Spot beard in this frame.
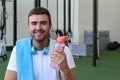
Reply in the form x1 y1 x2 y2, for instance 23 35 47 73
30 29 50 43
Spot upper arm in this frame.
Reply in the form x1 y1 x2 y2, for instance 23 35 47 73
4 70 17 80
4 47 17 80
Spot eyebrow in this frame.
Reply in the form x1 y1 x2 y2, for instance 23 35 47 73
30 20 47 23
30 20 48 25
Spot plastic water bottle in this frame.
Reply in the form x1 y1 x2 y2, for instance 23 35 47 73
50 33 67 69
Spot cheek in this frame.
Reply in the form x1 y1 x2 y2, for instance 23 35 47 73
48 25 51 31
43 26 51 31
47 27 51 33
28 25 34 30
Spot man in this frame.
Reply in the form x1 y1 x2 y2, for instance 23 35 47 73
4 7 76 80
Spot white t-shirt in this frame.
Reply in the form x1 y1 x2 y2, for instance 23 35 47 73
7 38 75 80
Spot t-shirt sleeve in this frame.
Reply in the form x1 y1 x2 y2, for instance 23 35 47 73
64 46 76 69
7 46 17 71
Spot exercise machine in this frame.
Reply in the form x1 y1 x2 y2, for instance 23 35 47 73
0 0 7 62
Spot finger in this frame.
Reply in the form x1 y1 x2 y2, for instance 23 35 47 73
54 55 62 64
54 46 64 52
51 51 60 62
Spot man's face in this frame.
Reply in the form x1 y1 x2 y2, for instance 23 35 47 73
28 14 51 43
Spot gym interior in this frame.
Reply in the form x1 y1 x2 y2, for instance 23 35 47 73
0 0 120 80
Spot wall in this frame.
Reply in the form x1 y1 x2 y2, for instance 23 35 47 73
98 0 120 42
1 0 120 46
78 0 93 43
78 0 120 43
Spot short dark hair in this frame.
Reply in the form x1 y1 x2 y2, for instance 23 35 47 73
28 7 52 24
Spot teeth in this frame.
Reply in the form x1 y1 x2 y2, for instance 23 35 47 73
36 30 44 33
35 31 44 35
36 32 41 34
36 31 41 33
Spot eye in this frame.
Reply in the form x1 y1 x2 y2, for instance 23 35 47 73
41 21 47 25
31 22 37 25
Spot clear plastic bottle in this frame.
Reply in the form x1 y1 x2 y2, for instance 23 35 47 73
50 33 67 69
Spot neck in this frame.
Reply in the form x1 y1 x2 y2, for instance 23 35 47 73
32 38 49 50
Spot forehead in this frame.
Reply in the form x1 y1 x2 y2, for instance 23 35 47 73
29 14 49 22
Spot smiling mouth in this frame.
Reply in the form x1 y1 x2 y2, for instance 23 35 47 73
35 29 45 33
34 30 45 36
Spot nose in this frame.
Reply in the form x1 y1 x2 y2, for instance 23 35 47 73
36 23 41 30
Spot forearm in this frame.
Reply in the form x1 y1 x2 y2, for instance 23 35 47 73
60 67 75 80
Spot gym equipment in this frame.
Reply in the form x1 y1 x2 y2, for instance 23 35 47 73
107 41 120 50
55 0 63 38
13 0 17 46
46 0 48 9
63 0 66 35
93 0 98 67
34 0 41 7
0 0 7 62
0 40 7 62
66 0 72 44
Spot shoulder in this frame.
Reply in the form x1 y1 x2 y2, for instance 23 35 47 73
16 37 32 43
16 37 32 45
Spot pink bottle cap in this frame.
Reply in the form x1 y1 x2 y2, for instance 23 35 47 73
56 33 67 43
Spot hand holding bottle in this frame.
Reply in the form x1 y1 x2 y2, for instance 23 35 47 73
50 33 67 69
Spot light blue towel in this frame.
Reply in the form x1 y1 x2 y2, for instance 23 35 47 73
16 38 34 80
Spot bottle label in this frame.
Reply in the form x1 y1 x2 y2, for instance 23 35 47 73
54 42 65 50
